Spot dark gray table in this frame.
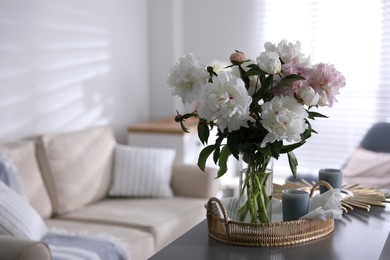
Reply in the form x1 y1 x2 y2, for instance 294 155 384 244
150 207 390 260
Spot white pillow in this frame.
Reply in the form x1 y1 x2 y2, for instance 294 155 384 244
109 144 176 198
343 147 390 188
0 182 48 240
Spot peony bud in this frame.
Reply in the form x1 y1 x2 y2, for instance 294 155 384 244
256 51 282 74
175 114 183 122
230 51 246 65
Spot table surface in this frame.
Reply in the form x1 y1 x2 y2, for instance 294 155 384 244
150 206 390 260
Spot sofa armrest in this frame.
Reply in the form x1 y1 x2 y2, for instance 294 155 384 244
0 235 51 260
171 163 221 198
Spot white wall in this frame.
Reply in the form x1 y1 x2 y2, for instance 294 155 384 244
148 0 260 119
0 0 261 143
148 0 183 120
0 0 149 143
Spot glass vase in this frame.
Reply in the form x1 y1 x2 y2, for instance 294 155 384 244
238 154 273 224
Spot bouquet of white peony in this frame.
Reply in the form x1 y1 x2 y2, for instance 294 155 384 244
166 40 346 223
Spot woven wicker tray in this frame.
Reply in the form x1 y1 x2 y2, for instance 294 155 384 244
206 181 335 247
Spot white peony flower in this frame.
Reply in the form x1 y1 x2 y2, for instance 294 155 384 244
264 40 311 67
210 60 229 74
166 53 209 104
298 86 320 106
198 71 253 132
260 95 308 147
256 51 282 74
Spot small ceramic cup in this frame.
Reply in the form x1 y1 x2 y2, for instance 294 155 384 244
282 189 310 221
318 168 343 194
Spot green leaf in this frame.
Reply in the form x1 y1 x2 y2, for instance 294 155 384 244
301 119 318 141
182 113 195 119
213 134 225 163
274 74 305 89
253 75 273 102
263 74 274 89
179 121 189 133
244 66 260 77
217 145 232 178
287 151 298 179
261 145 273 157
269 141 283 159
301 128 312 141
280 141 306 153
197 145 215 172
197 120 209 144
239 65 250 89
227 132 240 160
246 64 259 69
308 111 328 119
213 145 220 164
244 66 267 77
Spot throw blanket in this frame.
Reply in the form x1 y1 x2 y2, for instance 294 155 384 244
0 155 24 195
42 232 130 260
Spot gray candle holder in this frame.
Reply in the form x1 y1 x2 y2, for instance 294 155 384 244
318 169 342 194
282 189 309 221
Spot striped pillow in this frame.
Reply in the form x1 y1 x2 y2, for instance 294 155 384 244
109 145 176 198
0 182 47 240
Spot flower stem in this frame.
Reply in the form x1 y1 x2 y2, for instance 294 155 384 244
239 155 273 223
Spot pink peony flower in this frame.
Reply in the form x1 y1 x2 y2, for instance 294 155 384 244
310 63 346 107
273 63 312 97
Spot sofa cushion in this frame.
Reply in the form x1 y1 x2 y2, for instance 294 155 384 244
37 125 116 215
45 219 155 260
343 147 390 188
1 140 53 218
109 144 175 198
0 182 48 241
57 198 206 251
171 163 220 198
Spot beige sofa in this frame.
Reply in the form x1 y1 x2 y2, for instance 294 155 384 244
0 125 219 260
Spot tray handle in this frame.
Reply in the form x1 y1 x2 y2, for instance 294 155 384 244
310 180 333 197
207 197 229 222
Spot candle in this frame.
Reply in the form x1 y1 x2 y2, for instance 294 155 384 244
282 189 309 221
318 168 343 194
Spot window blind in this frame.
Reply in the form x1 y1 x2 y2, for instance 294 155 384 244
378 0 390 120
254 0 389 180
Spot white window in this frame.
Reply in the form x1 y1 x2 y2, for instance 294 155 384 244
254 0 390 181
